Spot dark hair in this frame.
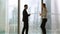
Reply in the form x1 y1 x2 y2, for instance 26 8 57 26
24 4 28 7
43 3 46 8
43 3 46 6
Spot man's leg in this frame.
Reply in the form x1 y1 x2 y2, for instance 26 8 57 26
22 26 25 34
26 21 29 34
22 22 26 34
26 25 28 34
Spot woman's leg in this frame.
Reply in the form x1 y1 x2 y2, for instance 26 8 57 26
41 18 47 34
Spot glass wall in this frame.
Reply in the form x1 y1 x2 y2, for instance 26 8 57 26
20 0 42 34
8 0 18 34
0 0 7 34
0 0 18 34
44 0 60 34
51 0 60 34
1 0 60 34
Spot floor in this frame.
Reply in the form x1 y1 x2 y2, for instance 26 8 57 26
20 19 60 34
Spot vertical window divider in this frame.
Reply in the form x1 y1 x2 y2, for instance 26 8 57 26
18 0 20 34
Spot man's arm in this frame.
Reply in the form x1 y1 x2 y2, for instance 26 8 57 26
28 14 30 16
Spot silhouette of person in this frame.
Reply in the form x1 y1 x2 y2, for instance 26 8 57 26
40 3 47 34
22 4 30 34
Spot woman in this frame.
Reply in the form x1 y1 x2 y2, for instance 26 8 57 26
40 3 47 34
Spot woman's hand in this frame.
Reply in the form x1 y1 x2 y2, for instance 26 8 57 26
40 13 42 16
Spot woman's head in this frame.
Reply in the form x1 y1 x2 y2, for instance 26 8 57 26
42 3 46 8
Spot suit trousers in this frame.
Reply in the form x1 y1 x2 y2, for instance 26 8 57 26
22 21 29 34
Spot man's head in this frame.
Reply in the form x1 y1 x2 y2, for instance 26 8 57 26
24 4 28 9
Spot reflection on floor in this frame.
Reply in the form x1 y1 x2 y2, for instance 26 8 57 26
29 24 51 34
0 31 5 34
29 25 42 34
20 20 60 34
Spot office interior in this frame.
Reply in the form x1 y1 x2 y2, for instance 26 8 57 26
0 0 60 34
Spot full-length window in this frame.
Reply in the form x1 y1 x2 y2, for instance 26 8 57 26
51 0 60 34
8 0 18 34
20 0 42 34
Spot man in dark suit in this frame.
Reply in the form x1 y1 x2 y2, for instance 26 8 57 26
22 4 30 34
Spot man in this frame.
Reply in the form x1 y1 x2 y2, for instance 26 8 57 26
22 4 30 34
40 3 47 34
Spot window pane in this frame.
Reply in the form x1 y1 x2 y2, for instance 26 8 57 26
8 0 18 34
20 0 41 34
0 0 18 34
0 0 6 34
51 0 60 34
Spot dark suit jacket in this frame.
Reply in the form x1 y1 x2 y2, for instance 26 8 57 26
23 9 30 22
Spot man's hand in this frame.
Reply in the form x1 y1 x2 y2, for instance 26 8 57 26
29 14 30 15
28 14 31 16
